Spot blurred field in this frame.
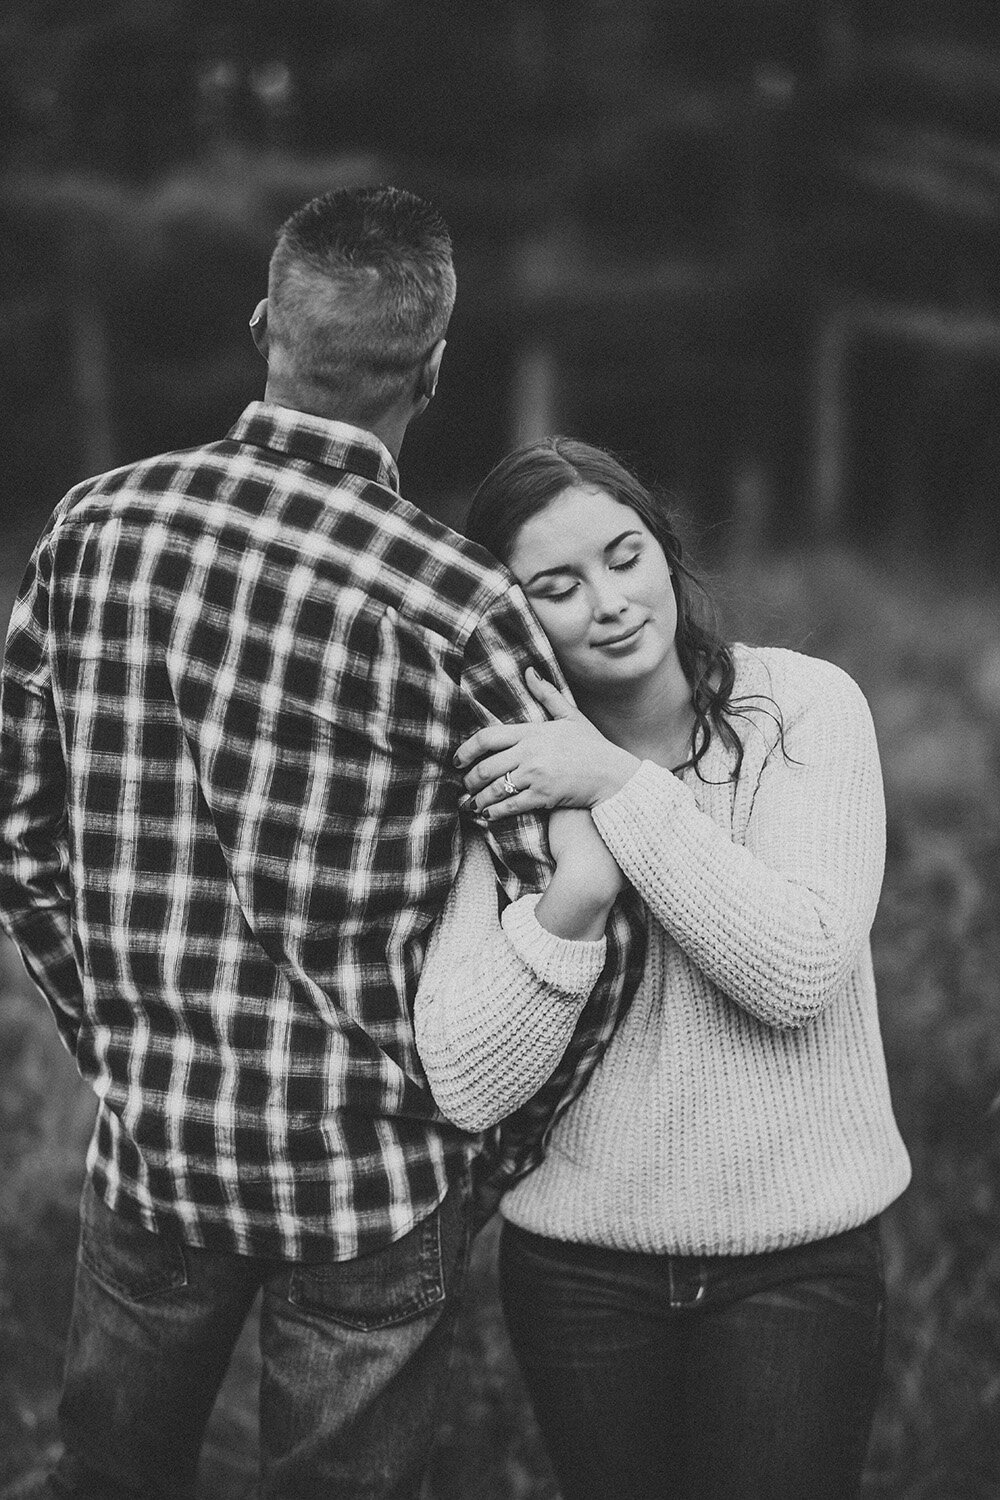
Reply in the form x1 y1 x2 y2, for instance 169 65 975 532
1 546 998 1498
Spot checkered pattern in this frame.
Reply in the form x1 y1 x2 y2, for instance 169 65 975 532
0 402 645 1260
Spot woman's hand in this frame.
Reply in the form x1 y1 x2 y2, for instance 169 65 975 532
457 668 639 819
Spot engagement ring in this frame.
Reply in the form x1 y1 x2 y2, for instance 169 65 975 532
502 772 517 797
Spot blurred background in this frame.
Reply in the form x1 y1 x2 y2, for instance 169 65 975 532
1 2 999 1496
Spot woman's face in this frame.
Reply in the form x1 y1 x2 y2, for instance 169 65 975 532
506 484 681 700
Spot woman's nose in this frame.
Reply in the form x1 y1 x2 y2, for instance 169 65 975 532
590 581 629 619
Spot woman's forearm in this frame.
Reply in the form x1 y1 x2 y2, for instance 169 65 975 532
414 837 607 1130
535 860 615 940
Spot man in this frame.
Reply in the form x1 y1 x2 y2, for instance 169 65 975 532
0 185 642 1498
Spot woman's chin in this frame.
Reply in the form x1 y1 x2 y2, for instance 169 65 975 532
568 641 685 704
572 656 659 698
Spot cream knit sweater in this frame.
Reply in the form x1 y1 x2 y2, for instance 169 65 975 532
414 646 911 1255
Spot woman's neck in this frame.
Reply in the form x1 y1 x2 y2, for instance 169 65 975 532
578 665 695 770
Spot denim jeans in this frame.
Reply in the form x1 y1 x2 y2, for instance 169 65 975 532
499 1217 886 1500
47 1173 472 1500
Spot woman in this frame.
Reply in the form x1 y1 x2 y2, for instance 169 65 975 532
414 438 910 1500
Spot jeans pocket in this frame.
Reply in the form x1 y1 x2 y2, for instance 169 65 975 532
289 1181 469 1332
79 1180 188 1301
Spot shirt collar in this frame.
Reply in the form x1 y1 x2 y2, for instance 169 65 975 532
228 401 400 495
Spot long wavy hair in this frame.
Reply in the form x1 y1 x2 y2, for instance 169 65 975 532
465 437 770 781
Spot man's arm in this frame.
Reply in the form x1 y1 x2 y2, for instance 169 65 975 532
0 544 83 1052
457 580 568 898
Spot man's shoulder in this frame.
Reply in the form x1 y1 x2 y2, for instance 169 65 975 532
340 486 530 652
371 490 516 610
52 437 239 525
48 437 519 643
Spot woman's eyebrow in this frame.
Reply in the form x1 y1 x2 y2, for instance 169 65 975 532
605 529 642 552
524 531 642 588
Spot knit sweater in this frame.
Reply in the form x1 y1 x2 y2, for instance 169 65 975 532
414 646 911 1255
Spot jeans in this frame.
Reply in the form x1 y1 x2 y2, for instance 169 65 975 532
499 1217 886 1500
47 1173 472 1500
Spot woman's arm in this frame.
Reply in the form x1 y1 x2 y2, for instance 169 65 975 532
414 827 611 1132
591 661 885 1028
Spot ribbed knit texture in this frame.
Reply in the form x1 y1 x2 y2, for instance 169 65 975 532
415 646 911 1254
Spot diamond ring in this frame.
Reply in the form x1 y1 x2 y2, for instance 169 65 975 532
502 772 517 797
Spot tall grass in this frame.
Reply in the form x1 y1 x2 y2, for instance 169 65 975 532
1 548 998 1497
730 551 1000 1499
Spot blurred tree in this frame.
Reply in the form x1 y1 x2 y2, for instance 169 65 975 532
1 0 999 552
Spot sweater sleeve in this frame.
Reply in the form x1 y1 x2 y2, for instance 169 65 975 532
414 832 607 1131
590 660 886 1028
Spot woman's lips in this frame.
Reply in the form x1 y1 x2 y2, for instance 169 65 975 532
593 622 645 649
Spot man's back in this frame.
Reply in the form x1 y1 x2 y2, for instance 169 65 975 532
2 401 554 1260
0 182 645 1500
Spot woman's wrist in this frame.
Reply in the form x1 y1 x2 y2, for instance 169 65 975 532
589 745 642 806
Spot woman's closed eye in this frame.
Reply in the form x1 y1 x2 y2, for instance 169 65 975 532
536 578 579 602
538 556 639 602
533 550 641 602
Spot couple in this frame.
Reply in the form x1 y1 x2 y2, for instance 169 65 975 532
0 185 909 1500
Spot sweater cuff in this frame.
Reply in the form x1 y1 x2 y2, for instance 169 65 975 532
501 894 607 999
592 757 691 845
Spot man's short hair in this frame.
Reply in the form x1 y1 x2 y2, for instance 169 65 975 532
267 184 456 424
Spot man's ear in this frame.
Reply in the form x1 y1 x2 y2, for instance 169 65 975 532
417 339 447 402
249 298 269 359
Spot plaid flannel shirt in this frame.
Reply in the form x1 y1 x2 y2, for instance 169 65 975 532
0 402 645 1261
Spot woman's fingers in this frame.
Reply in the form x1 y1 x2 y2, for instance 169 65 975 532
455 674 573 770
475 787 546 822
525 666 576 719
454 723 521 769
462 753 522 800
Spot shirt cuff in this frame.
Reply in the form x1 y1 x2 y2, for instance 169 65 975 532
501 894 607 999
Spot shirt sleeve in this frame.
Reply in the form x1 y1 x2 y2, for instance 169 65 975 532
0 539 84 1052
457 579 569 899
414 833 607 1131
591 662 886 1028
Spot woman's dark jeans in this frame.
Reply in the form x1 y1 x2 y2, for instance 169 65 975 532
499 1217 886 1500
